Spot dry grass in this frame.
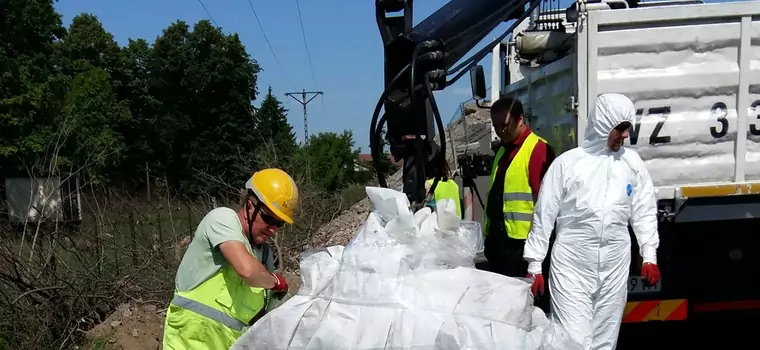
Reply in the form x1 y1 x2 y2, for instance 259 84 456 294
0 171 366 349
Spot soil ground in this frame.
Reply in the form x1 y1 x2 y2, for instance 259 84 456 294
84 302 165 350
83 273 302 349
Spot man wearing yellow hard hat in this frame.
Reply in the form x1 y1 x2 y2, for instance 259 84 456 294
163 168 299 349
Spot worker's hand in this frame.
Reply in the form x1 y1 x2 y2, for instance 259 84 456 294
642 263 660 286
526 273 545 296
271 273 289 293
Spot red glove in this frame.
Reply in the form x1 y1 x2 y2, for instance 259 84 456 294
642 263 660 286
271 273 289 293
526 274 545 296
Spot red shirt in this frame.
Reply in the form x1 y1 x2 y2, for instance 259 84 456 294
486 127 555 231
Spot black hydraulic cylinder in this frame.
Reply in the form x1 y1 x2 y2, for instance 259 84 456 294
410 0 526 70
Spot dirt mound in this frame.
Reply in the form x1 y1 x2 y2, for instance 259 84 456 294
85 302 166 350
302 170 403 253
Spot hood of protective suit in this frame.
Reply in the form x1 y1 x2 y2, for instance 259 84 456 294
581 93 636 154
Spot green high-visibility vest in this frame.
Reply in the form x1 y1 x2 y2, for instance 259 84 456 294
484 132 545 240
426 178 462 218
162 263 268 349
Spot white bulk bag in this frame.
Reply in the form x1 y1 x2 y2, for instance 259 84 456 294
232 187 579 350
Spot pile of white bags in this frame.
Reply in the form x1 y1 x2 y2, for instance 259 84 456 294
232 187 579 350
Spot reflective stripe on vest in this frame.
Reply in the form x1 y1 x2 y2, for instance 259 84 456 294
503 192 534 201
171 294 247 331
484 132 546 239
426 178 462 217
163 262 267 348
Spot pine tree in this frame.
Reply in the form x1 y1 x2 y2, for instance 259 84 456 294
253 86 298 159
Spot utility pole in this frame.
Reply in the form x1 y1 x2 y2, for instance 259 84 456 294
285 89 323 144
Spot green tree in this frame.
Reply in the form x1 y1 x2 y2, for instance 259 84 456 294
147 19 261 194
253 86 297 160
114 38 160 187
373 127 399 176
59 14 125 87
58 68 131 179
145 20 193 185
55 13 132 181
354 127 399 184
301 130 360 192
0 0 67 175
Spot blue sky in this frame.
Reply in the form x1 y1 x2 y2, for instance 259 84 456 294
53 0 732 152
53 0 522 152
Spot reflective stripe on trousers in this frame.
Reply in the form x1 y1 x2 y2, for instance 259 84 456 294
171 294 247 331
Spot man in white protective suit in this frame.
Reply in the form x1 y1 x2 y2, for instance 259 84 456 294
522 93 661 349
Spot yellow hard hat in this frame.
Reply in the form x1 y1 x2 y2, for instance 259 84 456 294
245 168 299 224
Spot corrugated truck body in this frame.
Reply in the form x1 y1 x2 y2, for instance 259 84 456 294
487 0 760 341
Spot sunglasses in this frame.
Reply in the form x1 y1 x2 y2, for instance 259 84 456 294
259 211 285 227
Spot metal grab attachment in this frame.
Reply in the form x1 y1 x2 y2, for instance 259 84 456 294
372 0 540 207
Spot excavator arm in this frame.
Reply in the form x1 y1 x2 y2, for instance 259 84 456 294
371 0 541 207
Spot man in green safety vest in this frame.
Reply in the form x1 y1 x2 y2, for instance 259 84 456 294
162 168 299 349
483 97 555 278
425 145 462 217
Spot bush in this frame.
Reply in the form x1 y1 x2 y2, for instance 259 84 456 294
0 157 362 348
0 185 194 348
0 2 382 345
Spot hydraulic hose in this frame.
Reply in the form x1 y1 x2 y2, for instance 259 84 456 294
369 63 410 188
423 72 448 201
370 39 447 205
409 42 426 203
370 40 438 190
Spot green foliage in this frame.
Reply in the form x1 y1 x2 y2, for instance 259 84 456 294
58 67 131 179
60 14 124 81
253 87 298 160
301 130 361 192
371 127 399 177
354 127 399 185
0 0 66 173
1 0 374 194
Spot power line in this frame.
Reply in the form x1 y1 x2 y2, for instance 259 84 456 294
195 0 219 27
245 0 295 90
294 0 317 86
194 0 271 97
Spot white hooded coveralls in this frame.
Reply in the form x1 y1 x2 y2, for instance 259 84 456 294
523 93 660 350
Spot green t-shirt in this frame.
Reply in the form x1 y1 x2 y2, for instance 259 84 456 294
175 207 275 292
